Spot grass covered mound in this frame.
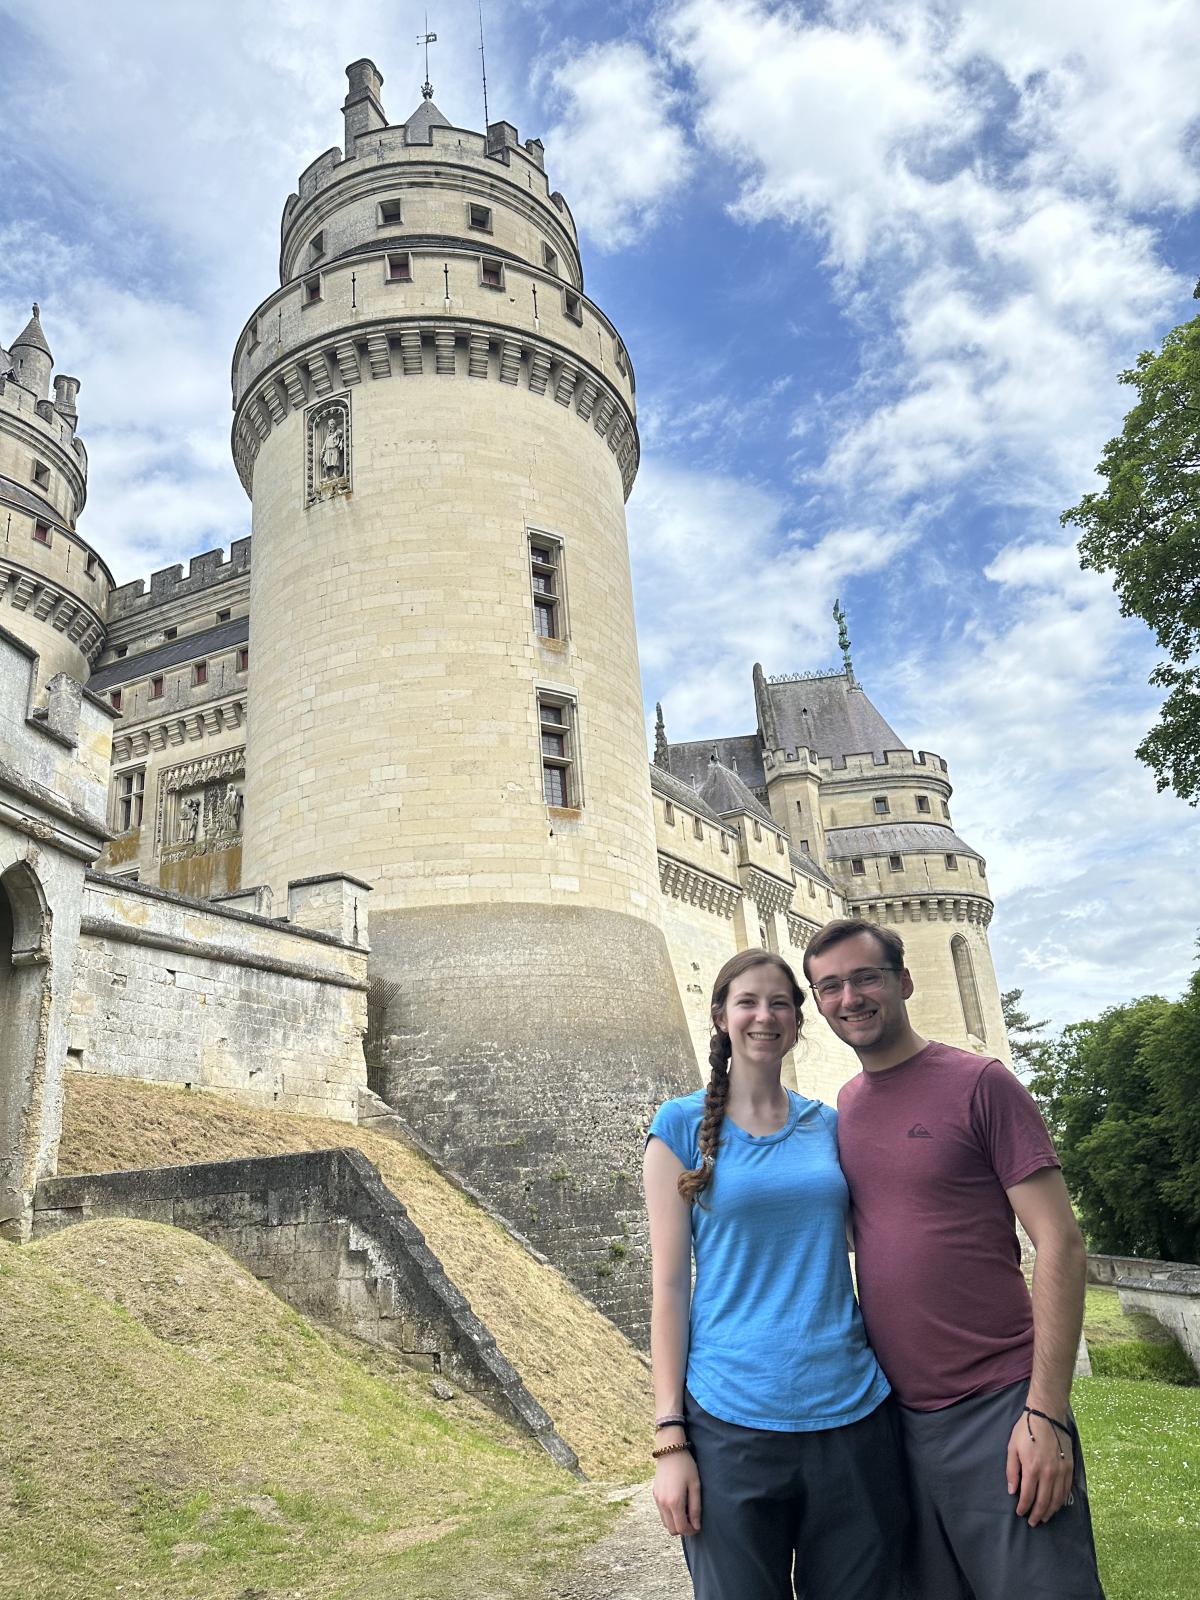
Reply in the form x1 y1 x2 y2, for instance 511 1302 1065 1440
58 1073 652 1483
0 1219 617 1600
1083 1285 1197 1385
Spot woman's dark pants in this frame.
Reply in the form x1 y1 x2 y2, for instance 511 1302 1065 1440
681 1390 908 1600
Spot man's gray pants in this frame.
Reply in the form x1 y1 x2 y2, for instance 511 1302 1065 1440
898 1379 1106 1599
680 1389 908 1600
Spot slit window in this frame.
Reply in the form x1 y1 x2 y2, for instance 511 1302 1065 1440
480 256 504 290
193 662 208 687
775 832 785 853
873 796 889 814
150 675 164 700
539 695 576 808
664 800 675 825
694 816 704 840
377 198 403 226
720 831 730 854
942 800 951 818
32 460 50 490
469 202 493 232
115 767 145 830
33 520 51 545
386 251 412 282
563 288 583 325
529 535 563 639
752 820 762 841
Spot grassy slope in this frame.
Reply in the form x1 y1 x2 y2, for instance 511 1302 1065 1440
58 1073 652 1483
0 1219 616 1600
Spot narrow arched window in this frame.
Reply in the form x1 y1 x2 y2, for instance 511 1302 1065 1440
951 934 986 1042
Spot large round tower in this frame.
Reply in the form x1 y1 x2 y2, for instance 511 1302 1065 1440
231 62 697 1338
0 306 110 695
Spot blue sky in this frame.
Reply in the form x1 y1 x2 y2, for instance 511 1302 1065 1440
2 0 1198 1032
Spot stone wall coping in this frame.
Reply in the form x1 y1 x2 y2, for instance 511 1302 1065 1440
288 871 374 893
1088 1252 1200 1295
84 868 362 953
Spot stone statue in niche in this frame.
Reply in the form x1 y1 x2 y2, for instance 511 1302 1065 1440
306 395 351 505
320 418 344 480
214 783 243 835
176 794 201 844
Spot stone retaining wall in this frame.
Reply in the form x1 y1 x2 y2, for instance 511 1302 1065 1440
33 1147 579 1472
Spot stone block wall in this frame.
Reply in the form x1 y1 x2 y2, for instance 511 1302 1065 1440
32 1147 579 1471
70 872 368 1120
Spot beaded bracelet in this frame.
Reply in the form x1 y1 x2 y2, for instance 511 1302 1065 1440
651 1440 691 1460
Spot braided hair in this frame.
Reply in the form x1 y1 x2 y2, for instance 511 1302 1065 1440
676 948 804 1205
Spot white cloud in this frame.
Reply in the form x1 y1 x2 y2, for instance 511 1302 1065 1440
542 40 694 248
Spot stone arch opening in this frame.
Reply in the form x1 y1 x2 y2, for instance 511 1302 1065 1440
0 859 53 1238
951 933 986 1043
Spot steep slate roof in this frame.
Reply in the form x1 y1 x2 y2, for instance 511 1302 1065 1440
789 847 836 890
765 674 906 765
669 734 765 792
698 757 777 828
88 615 249 691
10 305 51 357
404 98 451 143
648 762 727 828
823 822 982 861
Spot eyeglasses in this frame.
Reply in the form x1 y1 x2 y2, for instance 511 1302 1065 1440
810 966 899 1002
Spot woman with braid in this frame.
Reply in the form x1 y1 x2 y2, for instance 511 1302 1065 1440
644 948 907 1599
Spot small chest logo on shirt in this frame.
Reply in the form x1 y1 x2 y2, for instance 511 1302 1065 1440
907 1123 933 1139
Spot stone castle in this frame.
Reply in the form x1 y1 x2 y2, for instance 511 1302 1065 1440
0 61 1006 1341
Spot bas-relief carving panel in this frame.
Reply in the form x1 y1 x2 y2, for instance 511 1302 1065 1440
155 748 245 866
305 395 351 506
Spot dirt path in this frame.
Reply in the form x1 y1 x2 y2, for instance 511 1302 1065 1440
541 1484 692 1600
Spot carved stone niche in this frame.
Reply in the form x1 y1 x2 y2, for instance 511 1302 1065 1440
155 749 246 864
306 394 351 506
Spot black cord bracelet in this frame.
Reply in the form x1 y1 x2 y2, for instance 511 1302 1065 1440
1023 1406 1071 1460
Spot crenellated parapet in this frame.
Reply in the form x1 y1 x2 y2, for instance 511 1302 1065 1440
0 366 88 527
108 540 252 621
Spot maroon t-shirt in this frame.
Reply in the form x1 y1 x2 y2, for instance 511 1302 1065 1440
837 1041 1059 1411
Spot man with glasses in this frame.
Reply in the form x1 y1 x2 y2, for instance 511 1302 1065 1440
803 918 1105 1600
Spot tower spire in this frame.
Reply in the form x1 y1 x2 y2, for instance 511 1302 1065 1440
419 14 437 100
653 703 669 769
833 597 857 686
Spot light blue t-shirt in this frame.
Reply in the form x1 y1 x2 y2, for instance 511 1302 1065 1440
648 1087 889 1431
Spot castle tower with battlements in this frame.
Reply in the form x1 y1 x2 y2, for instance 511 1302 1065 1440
228 61 698 1336
0 307 111 694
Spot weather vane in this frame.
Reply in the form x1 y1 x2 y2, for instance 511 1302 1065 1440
419 13 437 101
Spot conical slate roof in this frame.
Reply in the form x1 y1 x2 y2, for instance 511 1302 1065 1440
697 754 777 828
405 98 451 143
11 303 51 357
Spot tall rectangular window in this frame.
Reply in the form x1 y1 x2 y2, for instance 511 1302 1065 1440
193 661 208 686
538 695 576 807
150 675 164 700
236 647 249 673
543 243 559 274
529 535 563 639
563 287 583 325
110 689 122 712
480 256 504 289
115 768 145 830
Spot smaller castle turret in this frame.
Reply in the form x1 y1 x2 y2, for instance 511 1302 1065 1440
9 304 53 400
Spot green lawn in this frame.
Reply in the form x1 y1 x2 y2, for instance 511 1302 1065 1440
1075 1376 1200 1600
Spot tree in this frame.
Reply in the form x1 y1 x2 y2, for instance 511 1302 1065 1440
1029 956 1200 1262
1061 289 1200 803
1000 987 1051 1077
